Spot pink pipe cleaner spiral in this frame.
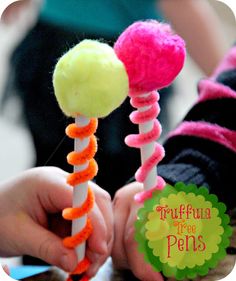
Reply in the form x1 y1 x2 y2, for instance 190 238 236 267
114 20 186 202
125 90 166 202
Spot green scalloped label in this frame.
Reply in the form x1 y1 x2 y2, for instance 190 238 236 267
135 183 232 280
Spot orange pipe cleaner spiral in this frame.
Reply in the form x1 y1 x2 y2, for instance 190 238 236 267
63 118 98 281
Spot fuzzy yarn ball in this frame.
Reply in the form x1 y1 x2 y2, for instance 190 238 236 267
53 40 129 118
114 20 186 93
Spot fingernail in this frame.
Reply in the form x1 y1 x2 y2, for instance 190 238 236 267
61 254 76 272
3 265 10 275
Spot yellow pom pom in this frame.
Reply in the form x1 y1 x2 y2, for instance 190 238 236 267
53 40 129 118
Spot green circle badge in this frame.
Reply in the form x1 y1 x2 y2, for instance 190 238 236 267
135 183 232 280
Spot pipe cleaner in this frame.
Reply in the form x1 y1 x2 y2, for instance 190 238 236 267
114 21 186 203
53 40 128 281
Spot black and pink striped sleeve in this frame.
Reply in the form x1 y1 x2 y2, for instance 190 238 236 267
158 46 236 209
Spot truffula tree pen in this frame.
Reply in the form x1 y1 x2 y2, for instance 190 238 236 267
114 21 186 202
53 40 128 281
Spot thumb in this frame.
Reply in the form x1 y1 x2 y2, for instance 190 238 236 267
21 217 77 272
34 168 72 214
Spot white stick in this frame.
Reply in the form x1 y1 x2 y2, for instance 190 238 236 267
138 92 158 190
72 115 90 262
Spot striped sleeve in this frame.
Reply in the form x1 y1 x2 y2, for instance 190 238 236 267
158 46 236 209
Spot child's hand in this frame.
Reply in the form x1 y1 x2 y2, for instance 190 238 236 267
112 182 164 281
0 167 113 277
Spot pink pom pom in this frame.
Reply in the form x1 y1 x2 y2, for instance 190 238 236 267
114 20 186 93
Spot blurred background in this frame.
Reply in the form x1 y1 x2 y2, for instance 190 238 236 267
0 0 235 268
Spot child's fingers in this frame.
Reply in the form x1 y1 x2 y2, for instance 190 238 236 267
91 182 114 253
18 217 77 273
112 186 141 270
33 167 73 214
125 204 164 281
112 182 164 280
111 182 143 269
111 189 131 269
95 197 114 258
85 203 110 277
85 250 109 278
87 203 108 255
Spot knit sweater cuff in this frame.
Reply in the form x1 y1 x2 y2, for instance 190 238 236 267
157 163 209 188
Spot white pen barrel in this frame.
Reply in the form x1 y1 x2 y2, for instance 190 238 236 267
138 92 158 191
72 116 90 262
